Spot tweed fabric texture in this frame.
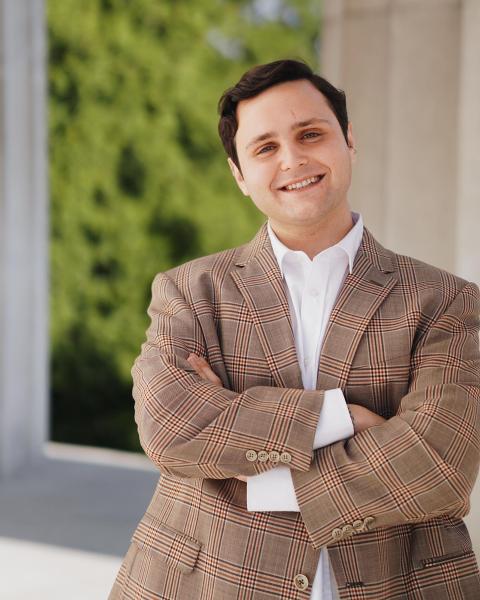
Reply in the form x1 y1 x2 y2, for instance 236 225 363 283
109 222 480 599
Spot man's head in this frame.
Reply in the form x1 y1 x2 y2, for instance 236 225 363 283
217 59 356 233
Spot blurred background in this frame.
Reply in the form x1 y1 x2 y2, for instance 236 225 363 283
47 0 320 453
1 0 479 598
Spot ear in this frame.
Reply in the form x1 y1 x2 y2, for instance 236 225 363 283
346 122 357 163
227 157 249 196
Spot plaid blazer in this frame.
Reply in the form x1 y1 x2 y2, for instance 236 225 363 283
109 221 480 599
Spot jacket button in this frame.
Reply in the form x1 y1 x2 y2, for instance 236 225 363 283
332 528 343 540
245 450 257 462
363 516 375 530
257 450 269 462
269 450 280 462
280 452 292 464
352 520 364 531
342 524 354 537
294 574 309 591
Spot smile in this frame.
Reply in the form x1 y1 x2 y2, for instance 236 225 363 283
280 174 325 192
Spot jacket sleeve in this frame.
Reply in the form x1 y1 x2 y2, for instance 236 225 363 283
132 271 326 479
246 389 354 511
291 281 480 549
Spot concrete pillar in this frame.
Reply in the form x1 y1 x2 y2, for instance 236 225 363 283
456 1 480 283
0 0 48 478
321 0 391 237
321 0 478 282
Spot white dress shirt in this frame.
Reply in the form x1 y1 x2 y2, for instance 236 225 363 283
246 211 364 600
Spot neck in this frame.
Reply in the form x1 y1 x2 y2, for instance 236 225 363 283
269 208 354 260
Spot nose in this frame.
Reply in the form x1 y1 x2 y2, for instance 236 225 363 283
279 143 308 171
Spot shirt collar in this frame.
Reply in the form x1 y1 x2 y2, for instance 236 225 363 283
267 211 364 276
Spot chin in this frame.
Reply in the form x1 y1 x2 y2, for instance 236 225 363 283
288 207 329 221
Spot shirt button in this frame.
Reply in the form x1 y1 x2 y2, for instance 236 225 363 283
309 288 319 297
294 574 309 591
245 450 257 462
280 452 292 464
269 451 280 462
257 450 269 462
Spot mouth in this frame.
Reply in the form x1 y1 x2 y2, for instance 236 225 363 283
279 174 325 193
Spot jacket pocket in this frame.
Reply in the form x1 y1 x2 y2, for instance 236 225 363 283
421 549 474 568
131 512 202 574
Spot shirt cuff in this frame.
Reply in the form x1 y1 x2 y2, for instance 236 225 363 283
313 388 354 450
247 464 299 511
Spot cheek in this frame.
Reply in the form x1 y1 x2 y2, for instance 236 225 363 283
328 151 352 181
245 164 274 191
316 138 350 163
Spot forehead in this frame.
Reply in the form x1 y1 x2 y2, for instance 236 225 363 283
235 79 334 143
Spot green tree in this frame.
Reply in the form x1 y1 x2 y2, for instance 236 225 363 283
48 0 321 451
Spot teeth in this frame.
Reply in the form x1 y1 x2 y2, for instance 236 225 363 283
285 175 321 191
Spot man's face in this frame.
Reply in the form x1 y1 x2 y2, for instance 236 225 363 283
228 79 355 230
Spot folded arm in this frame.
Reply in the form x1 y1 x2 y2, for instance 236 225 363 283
290 281 480 548
132 271 327 479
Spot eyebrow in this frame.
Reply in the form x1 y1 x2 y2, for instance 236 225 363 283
244 117 331 150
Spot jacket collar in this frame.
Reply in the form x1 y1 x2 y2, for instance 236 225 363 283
234 219 396 276
267 211 364 276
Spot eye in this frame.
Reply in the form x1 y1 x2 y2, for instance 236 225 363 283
257 144 275 154
302 131 322 139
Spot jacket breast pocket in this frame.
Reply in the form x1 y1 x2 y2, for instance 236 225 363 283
130 512 202 574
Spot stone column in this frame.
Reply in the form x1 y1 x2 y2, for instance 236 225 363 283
456 0 480 282
321 0 391 238
321 0 478 281
0 0 48 478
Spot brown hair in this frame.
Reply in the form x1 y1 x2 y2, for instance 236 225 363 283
217 59 349 174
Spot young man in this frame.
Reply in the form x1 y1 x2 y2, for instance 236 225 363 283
109 59 480 599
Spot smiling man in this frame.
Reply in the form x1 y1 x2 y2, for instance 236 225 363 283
109 59 480 599
227 78 355 260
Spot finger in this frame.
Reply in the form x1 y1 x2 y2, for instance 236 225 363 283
187 354 223 386
192 357 218 383
190 355 211 370
187 355 211 381
187 354 206 378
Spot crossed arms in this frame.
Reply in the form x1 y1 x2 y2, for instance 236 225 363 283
187 352 386 510
133 270 480 547
187 352 386 445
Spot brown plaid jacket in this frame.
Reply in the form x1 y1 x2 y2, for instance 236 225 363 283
109 221 480 599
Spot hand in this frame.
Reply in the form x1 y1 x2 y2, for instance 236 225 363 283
187 353 246 483
187 353 223 387
347 403 386 434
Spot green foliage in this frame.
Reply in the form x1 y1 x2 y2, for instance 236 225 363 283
48 0 321 451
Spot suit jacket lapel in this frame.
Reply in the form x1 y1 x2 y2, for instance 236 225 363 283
231 221 398 392
315 228 398 390
230 223 303 389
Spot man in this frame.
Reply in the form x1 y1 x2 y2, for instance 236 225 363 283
108 59 480 599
